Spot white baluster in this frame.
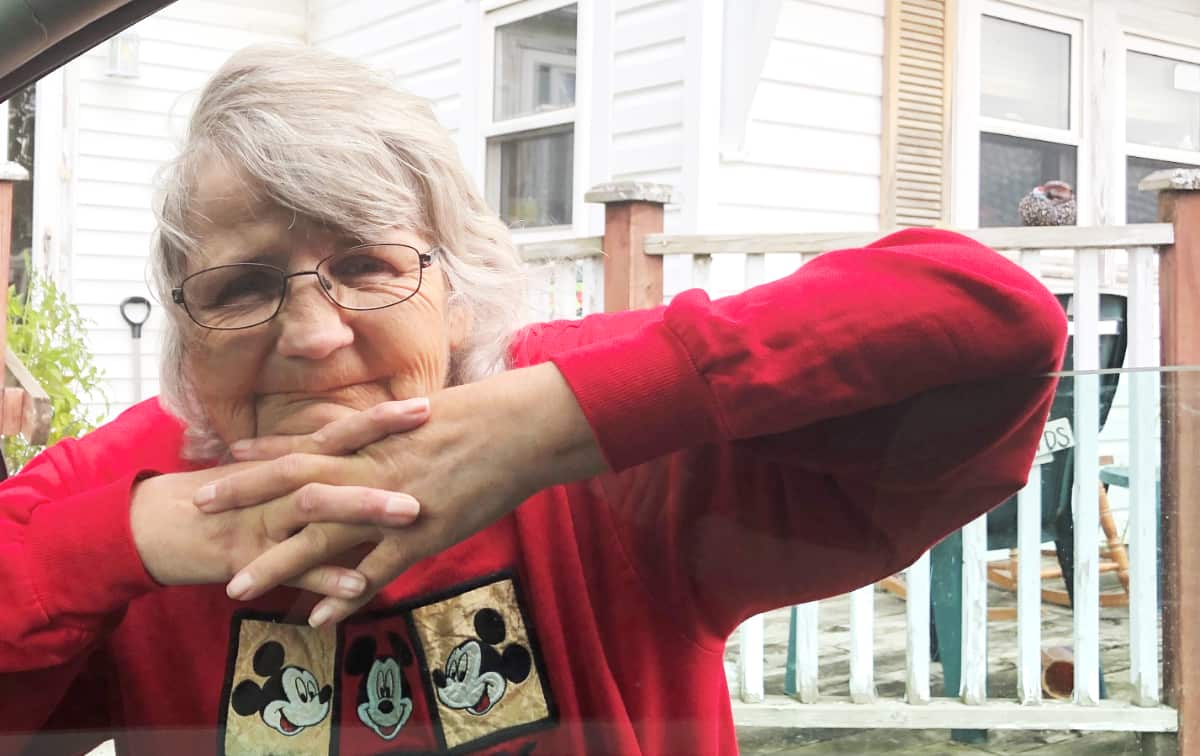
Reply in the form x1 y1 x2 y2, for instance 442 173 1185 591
582 256 604 315
553 259 578 319
794 602 820 704
1128 245 1160 705
745 252 766 288
738 614 765 703
1073 249 1101 706
1018 244 1045 704
849 585 875 703
961 513 988 705
905 551 931 704
1018 465 1043 704
693 253 712 294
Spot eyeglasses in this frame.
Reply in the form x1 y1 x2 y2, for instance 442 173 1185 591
172 243 436 330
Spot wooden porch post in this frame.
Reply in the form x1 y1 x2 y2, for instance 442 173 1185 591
0 160 28 360
1141 168 1200 756
584 182 673 312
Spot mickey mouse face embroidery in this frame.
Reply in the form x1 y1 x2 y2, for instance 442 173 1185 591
433 608 532 716
231 640 332 736
345 632 415 740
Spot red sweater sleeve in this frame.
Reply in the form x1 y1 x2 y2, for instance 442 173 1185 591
0 400 184 737
533 229 1068 640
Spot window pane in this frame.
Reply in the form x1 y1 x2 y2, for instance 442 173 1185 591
1127 51 1200 152
979 132 1077 227
5 83 34 298
1126 155 1196 224
981 16 1071 129
494 5 577 121
492 126 574 228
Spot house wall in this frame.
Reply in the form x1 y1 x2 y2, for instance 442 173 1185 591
307 1 466 140
609 0 688 234
713 0 884 235
679 0 885 298
62 0 305 421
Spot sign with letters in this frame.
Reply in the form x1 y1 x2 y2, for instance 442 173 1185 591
1033 417 1075 466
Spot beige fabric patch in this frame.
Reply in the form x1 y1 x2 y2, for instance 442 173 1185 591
412 579 550 750
222 620 337 756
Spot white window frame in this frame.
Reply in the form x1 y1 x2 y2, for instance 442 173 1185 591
479 0 592 243
1124 35 1200 166
978 1 1085 223
952 0 1087 227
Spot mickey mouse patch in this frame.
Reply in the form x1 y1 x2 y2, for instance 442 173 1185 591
411 578 553 751
221 619 337 756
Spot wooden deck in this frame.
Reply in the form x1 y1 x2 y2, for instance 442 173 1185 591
728 564 1162 754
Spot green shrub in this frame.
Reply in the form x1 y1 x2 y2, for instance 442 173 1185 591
3 271 110 471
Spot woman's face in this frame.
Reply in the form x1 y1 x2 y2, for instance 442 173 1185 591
182 164 465 444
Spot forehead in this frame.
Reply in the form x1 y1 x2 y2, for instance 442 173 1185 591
187 160 325 266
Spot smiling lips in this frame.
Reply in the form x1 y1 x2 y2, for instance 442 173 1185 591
469 684 492 715
279 712 298 733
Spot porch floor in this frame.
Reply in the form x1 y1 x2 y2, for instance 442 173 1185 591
728 564 1164 754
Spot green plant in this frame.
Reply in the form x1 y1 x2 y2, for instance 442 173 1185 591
3 271 110 471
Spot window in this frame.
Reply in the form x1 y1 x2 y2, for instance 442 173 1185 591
2 84 34 297
978 11 1080 227
484 2 578 231
1125 44 1200 223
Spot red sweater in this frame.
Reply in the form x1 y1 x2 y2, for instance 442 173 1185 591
0 230 1065 755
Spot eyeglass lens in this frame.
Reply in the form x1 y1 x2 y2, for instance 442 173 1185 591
182 244 424 329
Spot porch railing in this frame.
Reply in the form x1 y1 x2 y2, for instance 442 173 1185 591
516 176 1200 749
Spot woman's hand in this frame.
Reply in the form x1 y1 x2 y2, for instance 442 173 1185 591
196 362 607 627
128 397 433 599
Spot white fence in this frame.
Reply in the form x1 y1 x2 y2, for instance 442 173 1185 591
519 223 1179 735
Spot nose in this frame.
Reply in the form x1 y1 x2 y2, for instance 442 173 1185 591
378 700 394 714
274 275 354 359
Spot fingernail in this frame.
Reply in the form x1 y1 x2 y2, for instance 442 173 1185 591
338 574 366 596
229 440 252 457
195 484 217 508
309 603 334 628
227 571 254 600
405 397 430 416
385 495 419 518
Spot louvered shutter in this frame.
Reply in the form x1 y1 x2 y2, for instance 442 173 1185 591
881 0 954 227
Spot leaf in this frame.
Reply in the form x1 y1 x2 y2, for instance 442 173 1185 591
3 275 111 470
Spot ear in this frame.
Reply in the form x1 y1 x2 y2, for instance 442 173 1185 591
253 641 285 677
346 636 377 676
501 644 532 684
231 680 264 716
474 609 506 646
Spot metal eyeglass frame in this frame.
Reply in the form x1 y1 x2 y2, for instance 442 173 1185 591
171 243 437 331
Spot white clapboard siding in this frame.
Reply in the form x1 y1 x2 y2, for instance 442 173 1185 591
713 0 885 248
307 0 464 132
611 0 687 237
611 0 688 290
65 0 306 418
700 0 888 309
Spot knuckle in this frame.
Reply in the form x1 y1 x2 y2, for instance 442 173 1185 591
296 482 324 513
277 453 304 482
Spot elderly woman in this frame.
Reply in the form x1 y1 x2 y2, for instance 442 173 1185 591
0 46 1064 755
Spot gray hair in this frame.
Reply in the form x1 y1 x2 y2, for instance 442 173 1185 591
150 45 525 459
